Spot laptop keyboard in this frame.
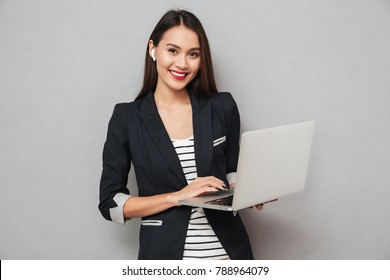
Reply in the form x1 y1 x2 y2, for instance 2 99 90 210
205 195 233 206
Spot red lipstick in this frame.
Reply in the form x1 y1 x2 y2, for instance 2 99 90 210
170 70 188 81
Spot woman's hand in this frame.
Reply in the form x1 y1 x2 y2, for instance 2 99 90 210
252 199 278 211
123 176 227 218
173 176 228 205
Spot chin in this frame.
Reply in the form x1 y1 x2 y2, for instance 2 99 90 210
169 81 192 92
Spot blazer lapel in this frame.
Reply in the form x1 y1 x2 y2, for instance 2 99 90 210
138 92 188 187
190 92 213 177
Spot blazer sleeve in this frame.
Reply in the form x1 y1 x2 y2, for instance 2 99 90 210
220 92 241 185
99 103 132 224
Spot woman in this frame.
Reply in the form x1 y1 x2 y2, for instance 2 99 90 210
99 9 259 260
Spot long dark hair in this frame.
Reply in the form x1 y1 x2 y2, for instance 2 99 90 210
135 9 218 100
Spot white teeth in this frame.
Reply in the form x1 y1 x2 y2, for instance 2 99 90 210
171 71 186 77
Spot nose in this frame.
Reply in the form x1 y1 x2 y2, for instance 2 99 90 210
175 53 188 69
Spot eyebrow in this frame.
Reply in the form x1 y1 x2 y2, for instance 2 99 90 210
166 43 200 51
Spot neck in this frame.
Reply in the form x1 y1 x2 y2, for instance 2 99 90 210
154 87 190 107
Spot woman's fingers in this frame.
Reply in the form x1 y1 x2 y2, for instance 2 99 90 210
255 204 264 211
194 176 226 190
252 199 278 211
175 176 230 206
183 176 227 197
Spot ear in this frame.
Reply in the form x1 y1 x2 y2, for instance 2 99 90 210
148 40 156 61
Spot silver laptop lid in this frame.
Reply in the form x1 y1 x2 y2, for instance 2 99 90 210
232 121 315 210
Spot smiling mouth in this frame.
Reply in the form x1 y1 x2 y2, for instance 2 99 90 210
170 70 188 80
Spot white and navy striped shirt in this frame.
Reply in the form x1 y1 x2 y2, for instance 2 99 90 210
171 137 230 260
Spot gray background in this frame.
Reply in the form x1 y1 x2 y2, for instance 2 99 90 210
1 0 389 259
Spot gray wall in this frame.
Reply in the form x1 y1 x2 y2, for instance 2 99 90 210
1 0 389 259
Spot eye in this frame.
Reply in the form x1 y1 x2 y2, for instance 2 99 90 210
168 48 177 54
189 51 200 58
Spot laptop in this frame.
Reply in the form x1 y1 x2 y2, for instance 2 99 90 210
178 120 315 211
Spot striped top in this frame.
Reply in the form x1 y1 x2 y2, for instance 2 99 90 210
171 137 230 260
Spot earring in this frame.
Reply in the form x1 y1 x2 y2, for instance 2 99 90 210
151 49 156 61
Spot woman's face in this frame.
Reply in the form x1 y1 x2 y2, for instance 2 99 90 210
150 25 201 94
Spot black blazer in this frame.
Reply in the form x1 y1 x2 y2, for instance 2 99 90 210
99 91 253 260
